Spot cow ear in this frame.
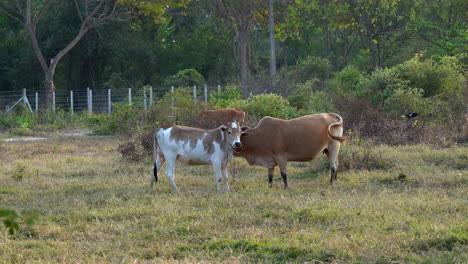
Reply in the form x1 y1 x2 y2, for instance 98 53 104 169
240 132 249 137
220 125 227 131
241 126 250 132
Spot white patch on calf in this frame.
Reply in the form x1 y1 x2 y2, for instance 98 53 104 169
231 122 238 129
176 138 210 164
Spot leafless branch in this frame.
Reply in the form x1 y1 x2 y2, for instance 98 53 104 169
0 5 24 24
13 0 23 14
33 0 53 29
74 0 84 23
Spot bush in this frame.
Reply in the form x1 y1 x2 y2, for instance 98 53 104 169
394 55 465 98
117 129 153 161
86 103 143 135
228 93 296 122
327 65 366 98
383 87 430 119
338 136 394 171
209 85 242 109
361 67 410 106
287 56 332 83
148 87 209 127
288 80 336 116
163 69 205 88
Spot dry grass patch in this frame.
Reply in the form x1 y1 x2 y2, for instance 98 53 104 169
1 137 467 263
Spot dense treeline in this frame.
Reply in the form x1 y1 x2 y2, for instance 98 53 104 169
0 0 465 92
0 0 466 144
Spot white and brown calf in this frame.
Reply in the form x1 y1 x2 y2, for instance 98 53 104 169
151 122 242 192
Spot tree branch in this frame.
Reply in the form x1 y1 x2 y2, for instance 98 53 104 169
33 0 53 30
74 0 84 23
0 5 24 24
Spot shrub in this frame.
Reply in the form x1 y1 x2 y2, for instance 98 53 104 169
327 65 366 98
228 93 296 122
394 55 465 98
338 136 394 171
361 67 410 106
288 80 336 117
163 69 205 88
383 87 430 119
85 103 143 135
149 87 209 126
287 56 332 83
209 85 242 109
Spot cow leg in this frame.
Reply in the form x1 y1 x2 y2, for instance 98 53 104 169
221 162 230 192
212 163 223 191
327 142 341 183
165 157 179 192
151 153 166 190
278 162 289 189
268 167 275 188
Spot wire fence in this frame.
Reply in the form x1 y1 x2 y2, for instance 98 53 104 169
0 85 225 115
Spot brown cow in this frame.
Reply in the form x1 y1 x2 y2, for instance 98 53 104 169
193 108 246 129
152 121 242 192
234 113 346 188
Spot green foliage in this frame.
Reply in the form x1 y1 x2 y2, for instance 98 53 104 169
0 208 37 235
383 87 430 119
12 164 27 181
163 69 205 88
358 55 466 123
287 56 332 83
118 0 191 24
149 87 207 126
361 67 410 105
327 65 366 98
209 85 242 109
228 93 296 121
86 103 143 135
393 55 465 98
288 80 336 116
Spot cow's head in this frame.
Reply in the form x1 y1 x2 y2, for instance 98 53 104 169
220 121 242 148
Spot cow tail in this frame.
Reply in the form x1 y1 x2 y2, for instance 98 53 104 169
152 131 158 184
328 114 347 143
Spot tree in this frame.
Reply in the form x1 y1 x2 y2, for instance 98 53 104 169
0 0 190 109
268 0 276 82
0 0 125 109
412 0 467 57
216 0 264 98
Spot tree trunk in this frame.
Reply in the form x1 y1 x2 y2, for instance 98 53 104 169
368 35 378 70
239 31 250 98
269 0 276 84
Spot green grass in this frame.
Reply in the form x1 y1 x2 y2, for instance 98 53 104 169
0 136 467 263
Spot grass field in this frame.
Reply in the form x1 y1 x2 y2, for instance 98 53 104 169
0 134 467 263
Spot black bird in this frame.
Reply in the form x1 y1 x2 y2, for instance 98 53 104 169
401 112 418 119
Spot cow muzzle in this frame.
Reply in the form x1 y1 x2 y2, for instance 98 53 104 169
233 142 242 148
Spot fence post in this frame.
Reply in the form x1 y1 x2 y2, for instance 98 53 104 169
87 87 90 115
70 91 74 115
23 89 27 106
35 92 38 113
51 92 55 113
193 85 197 103
128 88 132 105
144 87 147 111
108 89 111 115
149 86 153 107
204 84 208 103
171 86 175 123
89 89 93 115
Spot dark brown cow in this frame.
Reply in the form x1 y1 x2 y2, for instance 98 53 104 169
234 113 346 188
193 108 246 129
